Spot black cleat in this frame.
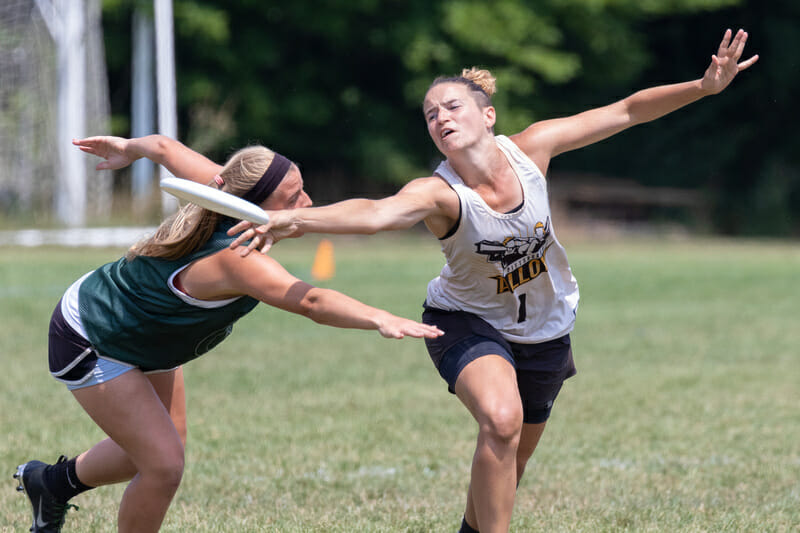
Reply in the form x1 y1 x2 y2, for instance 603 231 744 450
14 456 78 532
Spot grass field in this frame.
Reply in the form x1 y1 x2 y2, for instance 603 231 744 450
1 233 798 532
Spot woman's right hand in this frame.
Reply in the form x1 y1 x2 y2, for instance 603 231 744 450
227 220 276 256
376 313 444 340
73 136 137 170
227 212 304 256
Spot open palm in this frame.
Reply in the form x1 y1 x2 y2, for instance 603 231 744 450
701 29 759 94
72 136 136 170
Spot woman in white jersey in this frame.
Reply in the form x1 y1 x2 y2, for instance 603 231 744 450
13 135 443 533
234 29 757 533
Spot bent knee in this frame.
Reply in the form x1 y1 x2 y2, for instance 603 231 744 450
141 450 185 488
480 404 524 443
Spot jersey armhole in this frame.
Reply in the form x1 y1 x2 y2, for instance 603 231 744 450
168 263 242 308
501 134 548 183
434 173 462 241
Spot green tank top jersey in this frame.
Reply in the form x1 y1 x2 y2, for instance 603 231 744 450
78 221 259 370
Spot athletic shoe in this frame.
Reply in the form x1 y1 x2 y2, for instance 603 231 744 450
14 456 78 533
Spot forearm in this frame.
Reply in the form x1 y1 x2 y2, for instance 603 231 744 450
280 198 418 235
296 200 383 234
301 287 391 330
521 79 715 158
625 79 711 125
524 29 755 161
126 135 221 183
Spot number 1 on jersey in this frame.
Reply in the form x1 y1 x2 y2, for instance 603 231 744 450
517 293 527 323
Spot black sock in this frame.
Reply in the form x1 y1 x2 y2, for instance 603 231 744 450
43 456 94 502
459 516 479 533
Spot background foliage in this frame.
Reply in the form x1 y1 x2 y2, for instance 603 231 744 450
101 0 799 235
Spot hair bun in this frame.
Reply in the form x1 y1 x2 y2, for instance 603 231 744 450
461 67 496 97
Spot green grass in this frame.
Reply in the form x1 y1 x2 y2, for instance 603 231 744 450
1 234 799 532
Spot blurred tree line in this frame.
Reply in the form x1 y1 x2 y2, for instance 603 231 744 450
101 0 798 236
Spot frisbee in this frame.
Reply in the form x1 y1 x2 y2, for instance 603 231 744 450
160 177 270 225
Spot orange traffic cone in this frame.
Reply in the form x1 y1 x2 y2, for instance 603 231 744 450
311 239 335 281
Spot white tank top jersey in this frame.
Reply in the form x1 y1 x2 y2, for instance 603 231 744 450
425 135 580 344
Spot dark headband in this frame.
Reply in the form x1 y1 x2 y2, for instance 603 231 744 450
242 153 292 205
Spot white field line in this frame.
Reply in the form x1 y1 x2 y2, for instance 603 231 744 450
0 227 157 248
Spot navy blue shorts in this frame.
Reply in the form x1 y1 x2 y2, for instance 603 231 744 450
423 306 576 424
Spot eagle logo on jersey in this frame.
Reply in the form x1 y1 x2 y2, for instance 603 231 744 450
475 218 551 294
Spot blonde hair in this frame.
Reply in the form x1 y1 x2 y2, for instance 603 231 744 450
427 67 496 108
460 67 497 98
126 146 280 261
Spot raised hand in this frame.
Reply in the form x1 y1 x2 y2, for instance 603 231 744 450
701 29 759 95
73 136 137 170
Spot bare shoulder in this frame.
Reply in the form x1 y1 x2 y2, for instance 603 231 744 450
214 246 289 282
510 119 556 153
183 247 294 300
395 176 459 238
399 175 454 196
509 121 559 175
401 175 459 214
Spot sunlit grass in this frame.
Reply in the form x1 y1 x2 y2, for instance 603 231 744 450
2 234 798 531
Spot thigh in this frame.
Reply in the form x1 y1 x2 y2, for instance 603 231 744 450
72 369 184 469
513 336 576 424
515 371 566 424
48 299 100 386
423 306 515 394
147 367 187 446
455 355 521 426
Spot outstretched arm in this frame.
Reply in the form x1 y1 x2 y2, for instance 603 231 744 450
73 135 221 184
228 176 459 254
514 29 759 171
184 248 444 339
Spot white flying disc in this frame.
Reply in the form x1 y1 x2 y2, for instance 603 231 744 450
160 177 270 225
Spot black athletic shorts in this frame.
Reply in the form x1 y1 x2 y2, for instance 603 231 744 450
423 305 576 424
48 299 100 386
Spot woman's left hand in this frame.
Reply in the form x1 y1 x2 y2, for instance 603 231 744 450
700 29 759 95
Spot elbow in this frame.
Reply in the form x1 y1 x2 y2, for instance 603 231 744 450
617 98 645 127
362 225 381 235
367 217 412 235
296 290 326 323
296 296 315 320
147 135 171 164
154 135 170 151
281 281 324 322
627 114 645 127
619 103 640 126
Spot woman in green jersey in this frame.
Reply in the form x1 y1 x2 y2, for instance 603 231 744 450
14 135 443 533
